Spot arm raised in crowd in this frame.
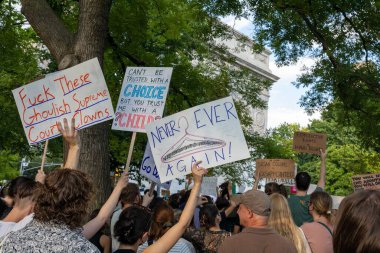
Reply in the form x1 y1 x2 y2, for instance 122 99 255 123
82 171 129 239
57 118 80 170
143 161 208 253
317 149 327 190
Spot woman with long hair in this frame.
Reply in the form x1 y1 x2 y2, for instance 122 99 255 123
268 193 309 253
333 190 380 253
183 204 231 253
114 161 207 253
137 203 195 253
301 191 333 253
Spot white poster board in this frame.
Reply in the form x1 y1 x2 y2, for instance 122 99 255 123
140 143 171 189
112 67 173 132
201 177 218 197
145 96 250 182
12 58 114 145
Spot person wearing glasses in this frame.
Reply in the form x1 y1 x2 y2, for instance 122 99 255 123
114 161 208 253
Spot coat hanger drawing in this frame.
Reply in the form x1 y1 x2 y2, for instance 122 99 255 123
161 116 226 163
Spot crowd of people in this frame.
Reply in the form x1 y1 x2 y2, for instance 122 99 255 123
0 119 379 253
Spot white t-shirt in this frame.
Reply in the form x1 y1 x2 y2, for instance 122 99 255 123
111 208 122 252
0 213 34 238
137 238 196 253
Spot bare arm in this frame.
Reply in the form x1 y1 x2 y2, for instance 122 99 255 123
82 172 128 239
143 161 207 253
317 149 327 189
57 118 80 170
224 200 237 217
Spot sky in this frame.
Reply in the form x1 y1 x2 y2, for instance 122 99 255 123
220 16 321 129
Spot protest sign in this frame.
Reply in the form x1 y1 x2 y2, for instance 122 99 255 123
255 159 295 179
201 177 218 197
145 96 250 183
268 178 296 186
112 67 173 132
351 173 380 191
12 58 114 145
293 131 327 155
140 143 171 189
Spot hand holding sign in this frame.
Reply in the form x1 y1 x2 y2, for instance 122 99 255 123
58 118 80 148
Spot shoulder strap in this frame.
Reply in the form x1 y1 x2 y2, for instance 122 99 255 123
317 222 333 236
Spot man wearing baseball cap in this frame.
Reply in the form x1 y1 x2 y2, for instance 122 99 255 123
218 190 296 253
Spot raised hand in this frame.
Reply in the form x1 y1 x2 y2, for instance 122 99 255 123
192 161 208 185
58 118 80 148
115 171 129 190
35 169 46 184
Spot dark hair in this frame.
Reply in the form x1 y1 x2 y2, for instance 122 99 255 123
215 197 230 210
120 183 140 206
219 181 230 200
1 176 35 200
168 193 180 209
33 169 93 229
200 204 219 229
265 182 288 198
114 206 152 245
150 203 174 240
295 172 311 191
334 191 380 253
310 191 332 221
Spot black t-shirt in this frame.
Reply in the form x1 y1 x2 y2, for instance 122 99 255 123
113 249 136 253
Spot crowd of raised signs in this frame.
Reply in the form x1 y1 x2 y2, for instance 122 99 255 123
0 119 379 253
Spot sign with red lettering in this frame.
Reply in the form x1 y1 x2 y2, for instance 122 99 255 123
12 58 115 145
255 159 295 179
112 67 173 132
293 131 327 155
352 173 380 191
145 96 250 183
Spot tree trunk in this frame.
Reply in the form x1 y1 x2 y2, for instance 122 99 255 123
21 0 113 206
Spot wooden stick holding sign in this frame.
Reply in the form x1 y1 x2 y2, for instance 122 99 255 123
40 140 49 172
124 132 137 173
148 182 157 196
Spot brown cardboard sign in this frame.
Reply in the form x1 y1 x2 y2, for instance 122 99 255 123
352 173 380 191
255 159 295 179
293 132 327 155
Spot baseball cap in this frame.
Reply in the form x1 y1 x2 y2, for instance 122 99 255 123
232 190 271 216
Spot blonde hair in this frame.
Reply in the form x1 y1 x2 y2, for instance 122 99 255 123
268 193 306 253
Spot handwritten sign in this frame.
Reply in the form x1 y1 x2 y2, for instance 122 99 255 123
256 159 295 179
293 132 327 155
352 173 380 191
140 143 171 189
267 178 296 186
12 58 114 145
112 67 173 132
201 177 218 197
145 96 250 183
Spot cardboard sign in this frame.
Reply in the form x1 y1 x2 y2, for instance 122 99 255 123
112 67 173 132
268 178 295 186
201 177 218 197
12 58 114 145
140 143 171 189
145 96 250 183
256 159 295 179
293 132 327 155
352 173 380 191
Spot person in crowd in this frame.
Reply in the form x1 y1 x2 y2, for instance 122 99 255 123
111 182 153 252
288 149 327 226
301 191 333 253
333 190 380 253
0 177 37 238
144 189 165 210
89 209 111 253
216 181 240 233
0 118 100 252
137 203 195 253
268 193 310 253
218 190 297 253
184 204 231 253
114 161 207 253
265 182 288 198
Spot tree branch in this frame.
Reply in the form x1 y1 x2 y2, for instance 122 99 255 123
171 86 193 107
20 0 75 63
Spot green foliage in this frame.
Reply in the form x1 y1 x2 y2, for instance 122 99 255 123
0 150 20 180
